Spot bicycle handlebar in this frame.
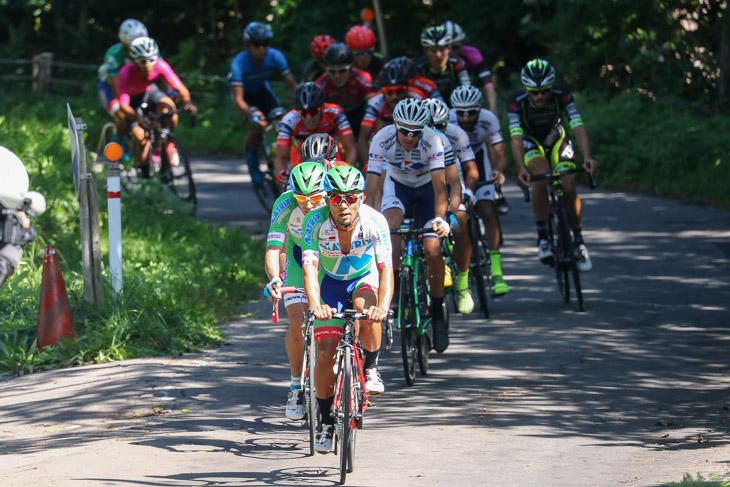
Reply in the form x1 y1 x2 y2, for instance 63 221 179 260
522 163 597 203
272 286 306 323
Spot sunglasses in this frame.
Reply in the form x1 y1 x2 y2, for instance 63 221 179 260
294 192 325 204
136 58 157 66
456 109 480 117
327 65 351 74
383 86 407 96
329 193 360 205
527 87 552 95
250 40 270 48
396 125 423 138
353 49 375 57
298 106 321 118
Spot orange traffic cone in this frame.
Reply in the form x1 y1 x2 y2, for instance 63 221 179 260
37 246 74 349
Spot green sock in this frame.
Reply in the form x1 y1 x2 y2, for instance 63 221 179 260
490 250 503 276
457 270 469 291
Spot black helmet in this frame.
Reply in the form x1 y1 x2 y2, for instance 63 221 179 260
324 42 353 65
521 59 556 89
379 56 414 87
294 82 325 111
243 22 272 43
301 133 338 161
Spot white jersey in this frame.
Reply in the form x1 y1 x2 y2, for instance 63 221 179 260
449 108 502 173
367 125 445 188
439 122 475 184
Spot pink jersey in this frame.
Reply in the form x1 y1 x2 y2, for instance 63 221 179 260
117 59 183 105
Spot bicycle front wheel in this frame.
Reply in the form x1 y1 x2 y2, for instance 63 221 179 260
339 349 353 484
549 210 570 303
469 211 490 318
398 267 417 386
303 326 318 456
558 207 584 311
162 136 197 214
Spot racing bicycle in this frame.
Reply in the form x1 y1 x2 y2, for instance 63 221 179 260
251 107 286 213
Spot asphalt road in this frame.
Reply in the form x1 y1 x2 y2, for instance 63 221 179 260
1 155 729 487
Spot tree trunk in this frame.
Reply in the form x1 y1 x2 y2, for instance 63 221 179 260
718 21 730 110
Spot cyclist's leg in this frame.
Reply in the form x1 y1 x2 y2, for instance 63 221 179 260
382 181 406 272
351 274 384 394
283 248 306 381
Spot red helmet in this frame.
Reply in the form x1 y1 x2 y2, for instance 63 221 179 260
345 25 376 51
310 34 336 60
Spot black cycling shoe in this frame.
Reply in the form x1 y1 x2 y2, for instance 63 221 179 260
432 318 449 353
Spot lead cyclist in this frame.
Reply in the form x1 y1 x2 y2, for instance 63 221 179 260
264 161 327 421
301 165 394 454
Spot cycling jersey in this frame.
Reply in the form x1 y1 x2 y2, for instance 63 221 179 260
360 89 424 133
455 45 493 87
117 59 183 106
409 75 443 101
267 190 313 306
315 68 373 115
277 103 353 166
414 56 470 105
229 48 291 95
506 84 584 146
302 203 392 281
357 54 388 87
367 125 445 188
98 44 129 83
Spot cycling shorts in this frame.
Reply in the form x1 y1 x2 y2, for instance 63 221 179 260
244 86 281 120
313 270 379 340
381 178 438 238
129 84 168 111
284 245 306 307
98 80 120 116
523 126 576 171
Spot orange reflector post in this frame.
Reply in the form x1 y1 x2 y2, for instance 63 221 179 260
104 142 123 162
360 8 375 23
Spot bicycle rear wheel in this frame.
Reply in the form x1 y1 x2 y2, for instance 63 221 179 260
162 137 197 214
469 211 490 318
550 209 571 303
398 267 417 386
339 349 352 484
303 325 317 456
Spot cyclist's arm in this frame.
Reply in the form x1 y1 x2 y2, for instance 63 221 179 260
510 134 529 187
265 244 282 281
274 142 290 174
572 125 597 173
283 72 298 95
357 126 373 166
376 265 394 312
463 160 479 193
445 163 462 214
484 83 498 115
231 85 253 119
432 169 448 219
108 75 120 98
491 142 509 176
340 133 357 166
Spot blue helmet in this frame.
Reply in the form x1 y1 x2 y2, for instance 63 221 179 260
243 22 272 43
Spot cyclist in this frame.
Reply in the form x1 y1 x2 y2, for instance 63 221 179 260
315 42 373 141
442 20 498 115
302 165 394 453
449 85 510 296
414 25 470 106
363 99 451 353
117 37 197 169
264 161 327 421
357 57 423 165
229 22 298 185
302 34 336 83
345 25 387 87
97 19 148 146
508 59 597 271
300 133 341 169
424 98 481 313
274 82 357 180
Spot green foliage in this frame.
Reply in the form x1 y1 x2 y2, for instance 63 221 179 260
0 89 265 376
669 472 730 486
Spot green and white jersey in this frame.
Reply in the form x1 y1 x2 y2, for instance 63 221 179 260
98 43 130 83
301 203 393 280
267 191 307 254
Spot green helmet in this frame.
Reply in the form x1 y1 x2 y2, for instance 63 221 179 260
288 161 326 194
324 165 365 192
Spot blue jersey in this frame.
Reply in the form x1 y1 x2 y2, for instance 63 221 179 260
228 48 291 95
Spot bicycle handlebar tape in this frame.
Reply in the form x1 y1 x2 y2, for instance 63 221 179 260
37 246 75 349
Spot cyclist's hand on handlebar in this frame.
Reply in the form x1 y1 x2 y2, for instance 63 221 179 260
516 172 531 189
432 217 450 238
463 188 476 207
264 276 283 301
183 102 198 116
488 170 505 186
250 109 266 128
584 158 598 175
311 304 334 321
365 306 388 323
275 169 290 187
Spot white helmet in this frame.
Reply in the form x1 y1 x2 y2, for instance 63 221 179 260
128 37 159 62
393 99 432 128
119 19 148 45
450 85 482 109
423 98 450 127
0 146 29 210
442 21 466 44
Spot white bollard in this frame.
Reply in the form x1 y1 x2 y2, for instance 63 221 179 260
104 143 124 294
